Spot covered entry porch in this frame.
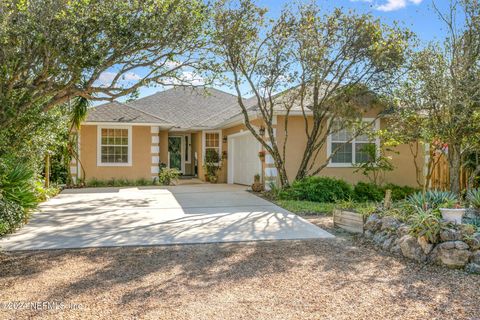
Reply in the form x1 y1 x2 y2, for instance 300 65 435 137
167 131 199 176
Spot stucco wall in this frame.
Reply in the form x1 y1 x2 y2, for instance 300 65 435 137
80 125 152 181
80 114 424 187
159 130 169 166
276 115 424 187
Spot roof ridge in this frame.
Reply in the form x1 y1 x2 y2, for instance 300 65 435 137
117 101 172 124
205 87 238 98
195 103 242 127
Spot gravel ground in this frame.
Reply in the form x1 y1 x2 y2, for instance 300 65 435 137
0 216 479 320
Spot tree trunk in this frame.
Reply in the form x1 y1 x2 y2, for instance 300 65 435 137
277 161 289 188
448 144 462 195
45 154 50 188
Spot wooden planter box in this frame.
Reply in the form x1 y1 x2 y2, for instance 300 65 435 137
333 209 365 234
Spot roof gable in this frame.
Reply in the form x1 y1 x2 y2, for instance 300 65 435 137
127 87 240 128
86 102 171 124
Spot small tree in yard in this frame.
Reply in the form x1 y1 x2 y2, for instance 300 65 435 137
213 0 413 187
394 0 480 194
381 108 445 191
354 143 394 186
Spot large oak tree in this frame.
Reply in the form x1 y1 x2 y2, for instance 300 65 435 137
0 0 210 132
213 0 412 186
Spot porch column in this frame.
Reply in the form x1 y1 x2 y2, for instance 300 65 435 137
151 126 160 181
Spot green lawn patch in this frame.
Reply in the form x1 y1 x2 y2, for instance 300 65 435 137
275 200 336 215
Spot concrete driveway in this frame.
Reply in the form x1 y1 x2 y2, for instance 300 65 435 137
0 184 333 250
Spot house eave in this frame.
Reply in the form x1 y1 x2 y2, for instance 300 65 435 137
82 121 174 129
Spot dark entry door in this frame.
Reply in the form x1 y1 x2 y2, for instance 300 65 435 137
168 136 182 172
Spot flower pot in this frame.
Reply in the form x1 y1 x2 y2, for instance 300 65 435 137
209 175 218 184
440 208 466 224
251 182 264 192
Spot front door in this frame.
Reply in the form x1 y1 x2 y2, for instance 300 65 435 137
168 136 182 172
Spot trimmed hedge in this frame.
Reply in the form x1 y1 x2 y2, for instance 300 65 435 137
353 182 418 202
384 183 418 201
353 182 384 202
278 176 419 203
279 176 353 202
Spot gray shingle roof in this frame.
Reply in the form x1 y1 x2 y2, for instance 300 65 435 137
127 87 240 128
86 102 171 124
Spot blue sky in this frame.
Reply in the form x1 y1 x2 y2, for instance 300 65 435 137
260 0 451 42
103 0 452 104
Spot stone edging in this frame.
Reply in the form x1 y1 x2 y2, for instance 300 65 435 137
364 214 480 273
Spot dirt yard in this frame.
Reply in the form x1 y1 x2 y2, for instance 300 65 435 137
0 216 479 320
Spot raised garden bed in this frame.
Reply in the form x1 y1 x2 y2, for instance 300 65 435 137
333 209 365 234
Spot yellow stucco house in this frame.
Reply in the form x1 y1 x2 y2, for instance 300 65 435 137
71 87 423 187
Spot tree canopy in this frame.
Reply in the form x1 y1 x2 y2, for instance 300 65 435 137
391 0 480 193
213 0 413 186
0 0 210 130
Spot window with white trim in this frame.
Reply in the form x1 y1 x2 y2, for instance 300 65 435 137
100 128 129 164
329 119 378 166
205 132 220 155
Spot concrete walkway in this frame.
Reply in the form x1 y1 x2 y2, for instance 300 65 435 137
0 184 333 250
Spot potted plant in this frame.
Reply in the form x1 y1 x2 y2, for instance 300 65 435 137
158 167 181 186
258 150 266 161
251 173 263 192
439 198 466 224
204 149 221 184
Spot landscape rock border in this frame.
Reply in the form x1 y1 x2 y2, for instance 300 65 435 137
364 214 480 273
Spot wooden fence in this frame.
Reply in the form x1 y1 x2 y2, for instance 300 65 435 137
429 154 470 191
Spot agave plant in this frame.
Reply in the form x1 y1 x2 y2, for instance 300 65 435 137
407 191 458 210
408 208 449 243
466 188 480 209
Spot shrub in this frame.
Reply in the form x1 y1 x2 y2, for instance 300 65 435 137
353 182 418 203
279 176 353 203
383 183 418 201
353 182 384 202
408 208 449 243
134 178 152 186
158 168 181 186
0 197 28 236
464 217 480 233
0 160 38 209
34 181 60 202
86 178 108 187
263 181 281 199
204 149 221 178
86 178 154 187
466 188 480 209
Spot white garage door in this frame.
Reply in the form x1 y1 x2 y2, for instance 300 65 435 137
228 132 261 185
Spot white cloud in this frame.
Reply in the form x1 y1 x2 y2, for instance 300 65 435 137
163 71 205 86
123 72 141 81
97 71 141 87
376 0 423 12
